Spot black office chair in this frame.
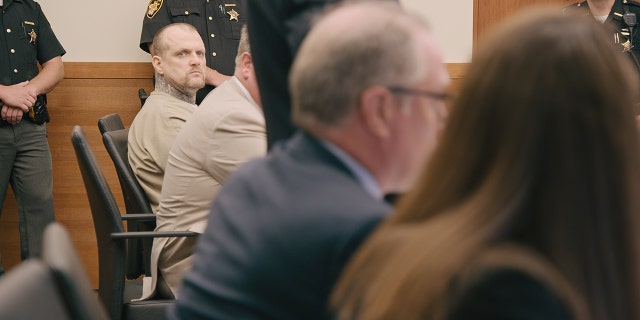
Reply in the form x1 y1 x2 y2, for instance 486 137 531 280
103 128 155 278
99 112 153 279
98 113 125 135
102 128 153 216
70 125 198 320
42 222 111 320
0 260 71 320
98 113 149 279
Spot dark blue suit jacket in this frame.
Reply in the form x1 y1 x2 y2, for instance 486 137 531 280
448 269 571 320
170 131 391 319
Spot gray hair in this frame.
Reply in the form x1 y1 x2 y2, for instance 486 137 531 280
234 24 251 71
290 1 429 129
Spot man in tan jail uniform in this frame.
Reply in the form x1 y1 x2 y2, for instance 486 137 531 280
128 23 206 213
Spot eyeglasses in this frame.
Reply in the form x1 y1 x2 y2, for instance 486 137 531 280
387 86 456 103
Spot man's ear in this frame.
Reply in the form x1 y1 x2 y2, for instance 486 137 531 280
152 55 163 75
359 85 397 139
240 52 253 80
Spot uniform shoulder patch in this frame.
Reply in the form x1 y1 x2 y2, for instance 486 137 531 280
146 0 163 19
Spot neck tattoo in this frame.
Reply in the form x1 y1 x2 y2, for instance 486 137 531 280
155 74 196 104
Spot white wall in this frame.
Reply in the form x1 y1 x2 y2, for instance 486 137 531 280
38 0 473 63
38 0 150 62
402 0 474 63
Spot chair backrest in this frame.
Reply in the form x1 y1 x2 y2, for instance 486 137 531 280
0 260 71 320
42 222 110 320
70 125 127 320
103 128 154 279
138 88 148 107
98 113 125 135
103 128 152 214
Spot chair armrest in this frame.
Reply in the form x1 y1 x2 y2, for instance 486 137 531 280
121 213 156 221
110 231 199 239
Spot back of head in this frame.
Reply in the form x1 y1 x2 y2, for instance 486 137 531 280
333 7 640 320
289 1 428 129
234 24 250 72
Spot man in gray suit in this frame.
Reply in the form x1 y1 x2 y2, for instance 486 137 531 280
171 1 450 319
139 25 265 300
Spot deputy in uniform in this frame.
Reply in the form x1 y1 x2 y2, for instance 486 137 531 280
0 0 65 276
140 0 245 105
565 0 640 71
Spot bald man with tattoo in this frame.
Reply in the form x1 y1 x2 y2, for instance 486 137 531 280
128 23 206 213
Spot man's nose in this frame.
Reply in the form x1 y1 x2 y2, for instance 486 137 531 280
189 53 202 64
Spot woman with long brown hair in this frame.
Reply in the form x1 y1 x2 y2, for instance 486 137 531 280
332 8 640 320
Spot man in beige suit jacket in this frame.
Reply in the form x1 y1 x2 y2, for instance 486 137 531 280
128 23 206 213
141 26 266 299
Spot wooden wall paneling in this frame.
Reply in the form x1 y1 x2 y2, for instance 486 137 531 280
446 63 468 93
0 62 154 288
473 0 577 52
